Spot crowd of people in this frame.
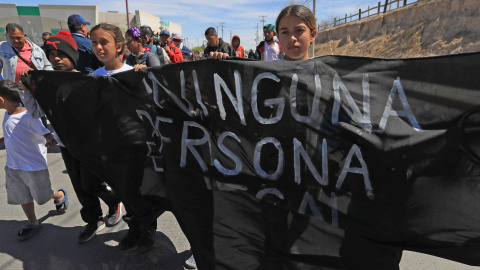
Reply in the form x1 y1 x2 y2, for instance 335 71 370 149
0 4 323 270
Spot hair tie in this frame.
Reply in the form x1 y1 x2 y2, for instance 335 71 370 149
128 27 141 38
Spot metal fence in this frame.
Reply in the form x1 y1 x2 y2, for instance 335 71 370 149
318 0 418 31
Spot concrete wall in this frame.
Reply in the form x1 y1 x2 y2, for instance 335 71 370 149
168 21 182 37
98 11 133 33
0 4 20 42
0 4 20 30
133 10 161 34
39 4 97 34
0 4 181 44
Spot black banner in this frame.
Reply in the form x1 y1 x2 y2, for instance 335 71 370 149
28 54 480 269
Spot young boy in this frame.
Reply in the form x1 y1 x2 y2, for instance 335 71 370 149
0 80 68 241
21 30 123 244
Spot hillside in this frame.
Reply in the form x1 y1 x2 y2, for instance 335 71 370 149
314 0 480 58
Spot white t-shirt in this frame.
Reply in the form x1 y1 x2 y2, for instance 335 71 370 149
3 110 50 171
264 42 281 62
93 64 133 76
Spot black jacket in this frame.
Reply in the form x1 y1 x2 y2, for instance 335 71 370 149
204 38 236 58
126 51 160 68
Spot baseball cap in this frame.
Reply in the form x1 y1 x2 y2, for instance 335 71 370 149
159 30 170 37
67 14 91 27
171 33 183 41
264 24 275 32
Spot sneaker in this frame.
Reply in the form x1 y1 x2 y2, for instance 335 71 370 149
136 226 156 253
184 254 196 269
78 220 105 244
106 202 122 227
54 188 69 212
119 225 140 250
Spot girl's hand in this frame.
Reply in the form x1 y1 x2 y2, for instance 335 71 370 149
209 52 229 60
133 64 147 71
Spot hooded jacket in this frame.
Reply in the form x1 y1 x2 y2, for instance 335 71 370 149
167 41 184 63
0 38 52 82
231 35 245 58
204 38 236 58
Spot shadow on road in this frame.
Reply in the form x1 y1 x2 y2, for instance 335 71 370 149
0 212 187 270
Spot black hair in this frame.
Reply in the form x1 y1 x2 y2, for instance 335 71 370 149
6 23 24 34
0 80 22 103
125 28 143 47
68 24 82 33
153 34 160 45
205 27 217 36
276 5 316 35
140 25 153 44
42 32 52 36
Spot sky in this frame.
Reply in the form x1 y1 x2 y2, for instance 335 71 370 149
10 0 395 51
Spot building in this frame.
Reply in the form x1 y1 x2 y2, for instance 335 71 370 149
0 4 181 45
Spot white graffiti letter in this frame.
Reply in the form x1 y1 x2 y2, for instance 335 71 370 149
335 144 374 199
332 74 372 133
290 74 322 124
251 72 284 124
253 137 284 180
379 77 421 132
148 71 195 116
214 70 246 125
213 132 243 176
181 121 210 172
298 192 325 220
293 138 328 185
192 70 208 116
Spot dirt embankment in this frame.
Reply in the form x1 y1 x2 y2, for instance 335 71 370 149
314 0 480 58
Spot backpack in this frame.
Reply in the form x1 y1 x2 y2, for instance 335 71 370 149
150 44 165 65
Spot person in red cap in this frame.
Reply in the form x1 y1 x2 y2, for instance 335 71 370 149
20 30 123 244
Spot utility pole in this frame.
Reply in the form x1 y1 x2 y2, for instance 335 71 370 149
259 15 267 27
220 22 226 39
159 17 164 31
229 31 232 43
196 38 199 48
210 23 220 34
256 22 259 45
125 0 130 29
312 0 316 58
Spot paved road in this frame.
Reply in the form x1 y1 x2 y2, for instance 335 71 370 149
0 113 477 270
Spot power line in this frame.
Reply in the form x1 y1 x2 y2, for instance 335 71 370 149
259 15 267 28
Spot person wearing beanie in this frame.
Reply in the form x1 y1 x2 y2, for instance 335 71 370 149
20 29 124 244
254 23 285 61
43 30 79 71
